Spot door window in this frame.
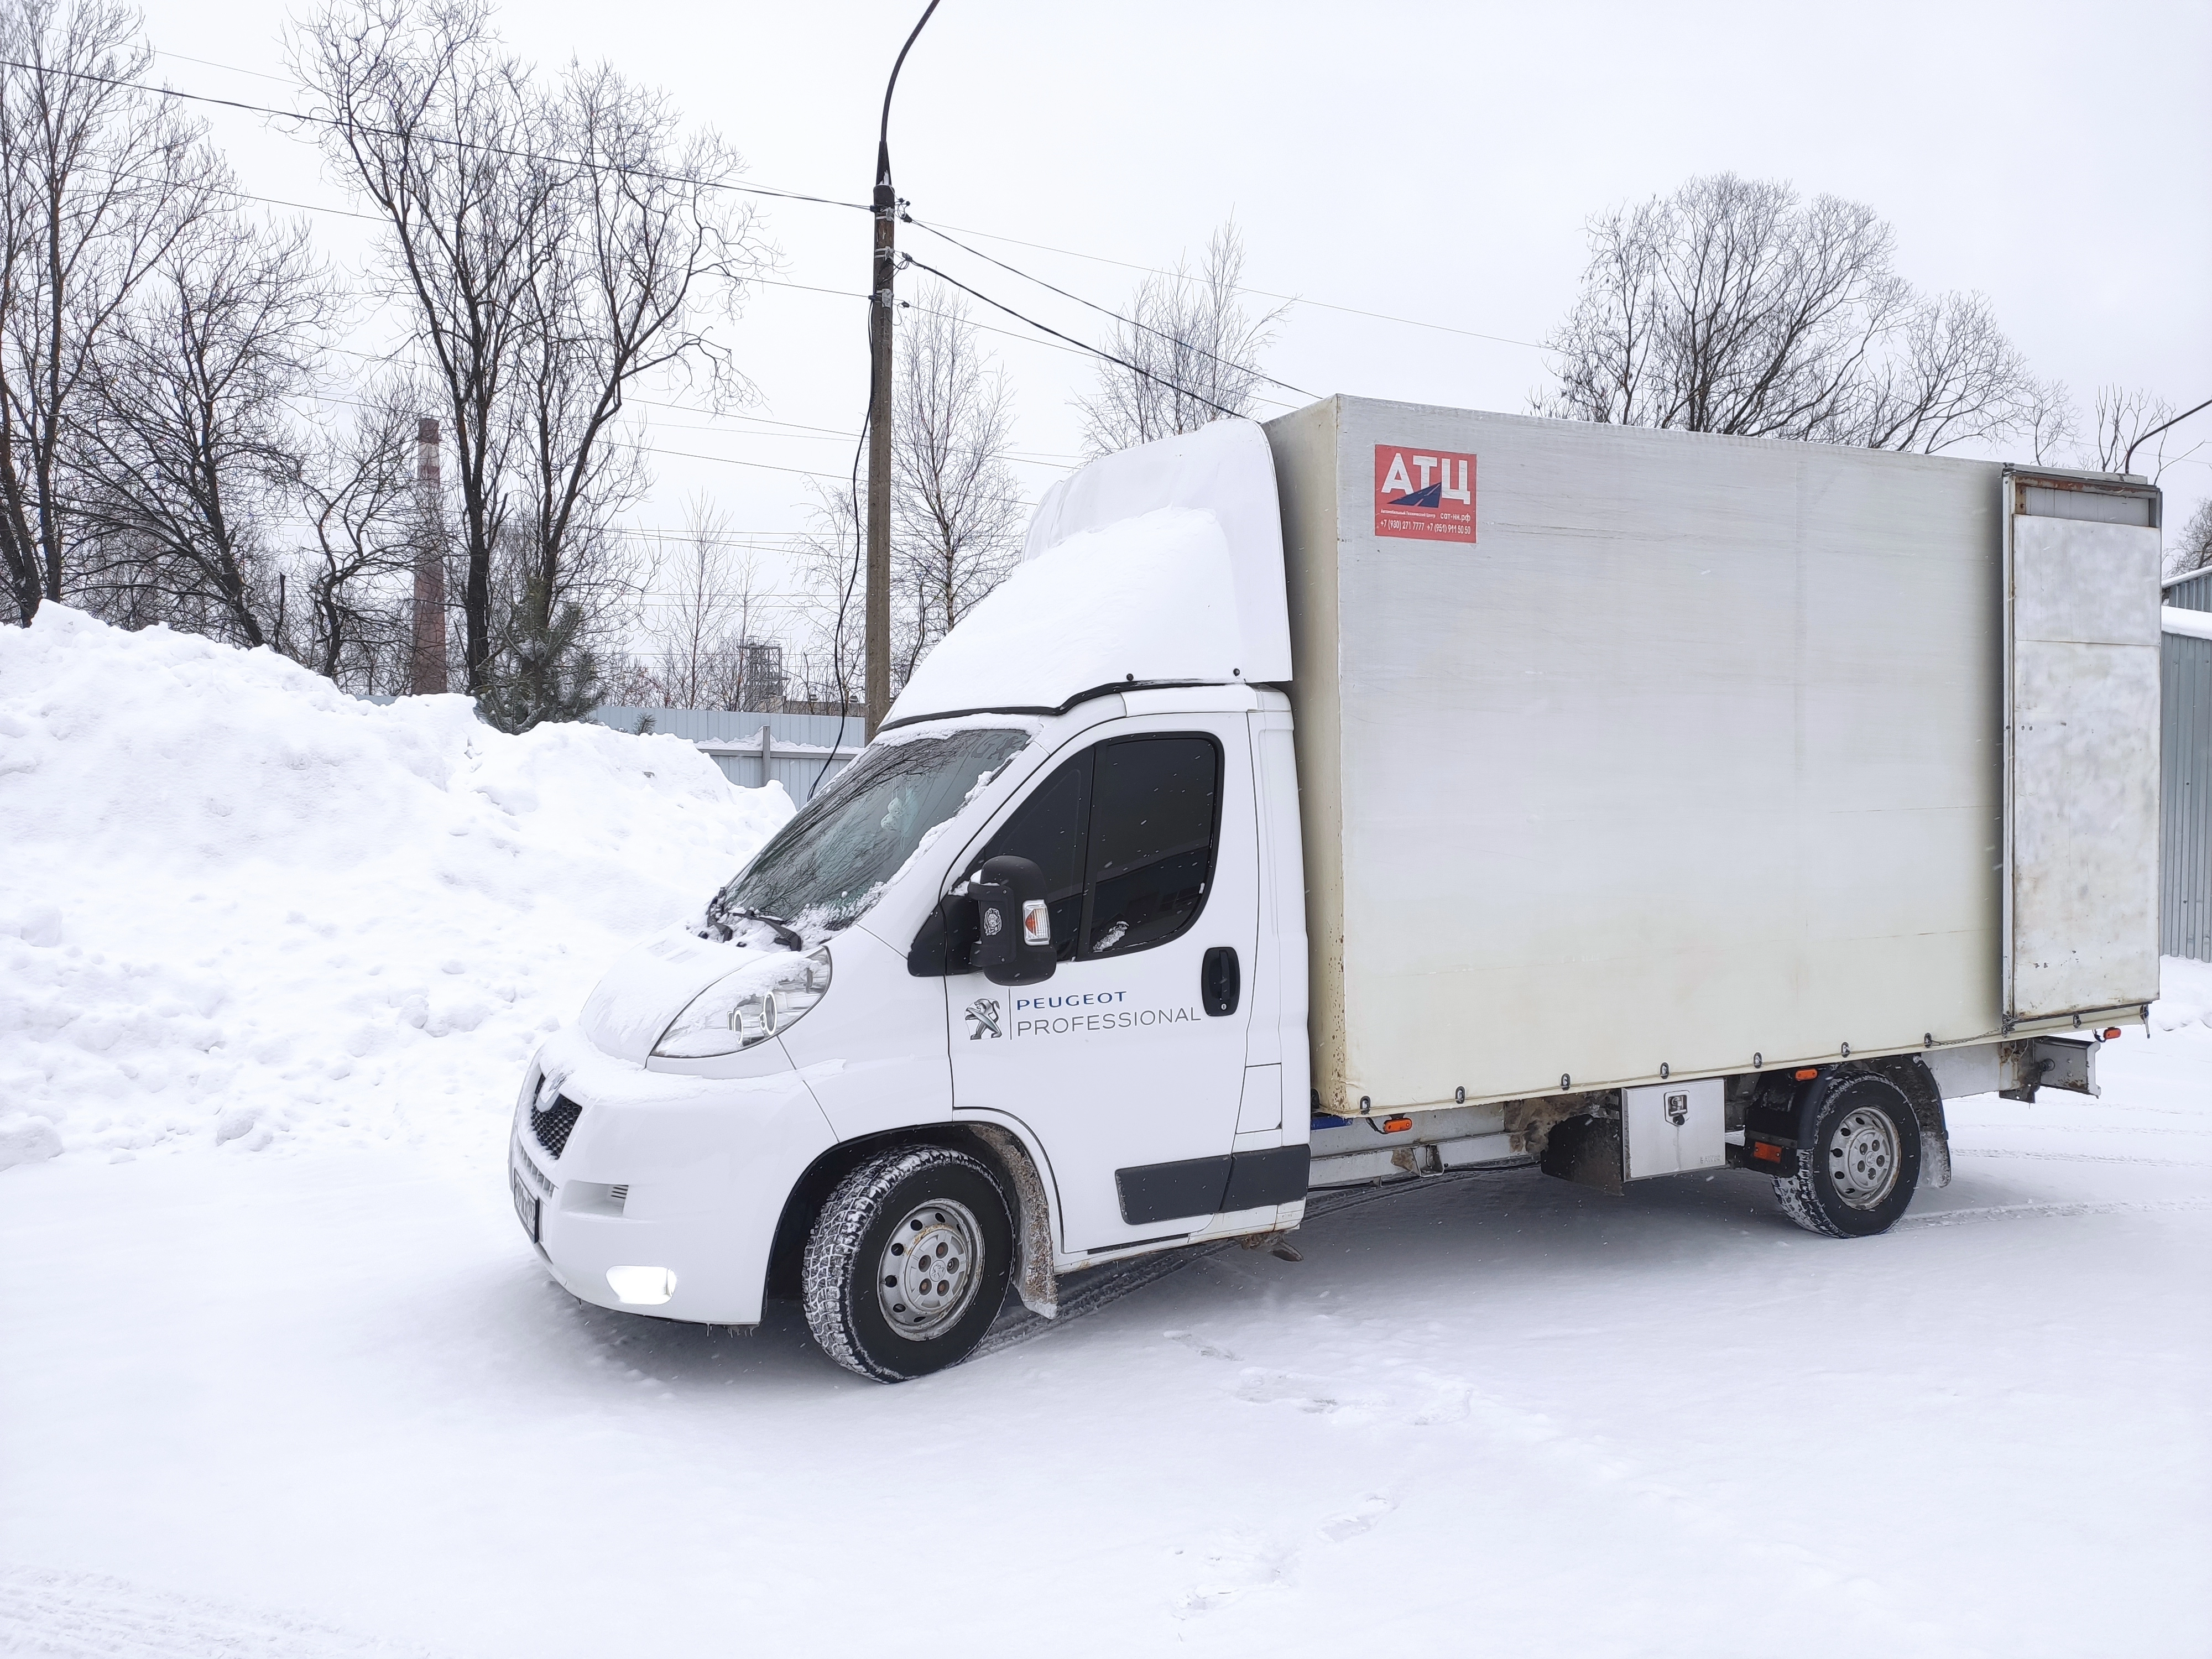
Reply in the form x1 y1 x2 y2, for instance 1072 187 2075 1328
1083 737 1219 956
975 733 1221 962
974 753 1090 961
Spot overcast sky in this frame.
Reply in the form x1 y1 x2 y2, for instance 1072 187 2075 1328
145 0 2212 625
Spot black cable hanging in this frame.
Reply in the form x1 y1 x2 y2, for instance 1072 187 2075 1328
902 212 1316 401
899 255 1242 422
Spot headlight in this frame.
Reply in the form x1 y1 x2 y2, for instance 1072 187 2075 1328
651 945 833 1059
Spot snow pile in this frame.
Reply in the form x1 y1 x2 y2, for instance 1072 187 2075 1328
0 607 791 1167
2150 952 2212 1032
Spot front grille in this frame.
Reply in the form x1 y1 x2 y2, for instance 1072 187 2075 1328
531 1094 582 1159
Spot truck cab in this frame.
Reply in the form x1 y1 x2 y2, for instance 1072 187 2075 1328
511 422 1313 1380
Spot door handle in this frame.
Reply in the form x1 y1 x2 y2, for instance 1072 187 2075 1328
1201 946 1240 1017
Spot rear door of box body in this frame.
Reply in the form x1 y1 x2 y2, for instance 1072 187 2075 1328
2004 473 2163 1024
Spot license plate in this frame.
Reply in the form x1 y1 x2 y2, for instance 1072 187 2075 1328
510 1163 541 1244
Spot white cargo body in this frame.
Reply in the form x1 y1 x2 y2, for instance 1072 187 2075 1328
1264 396 2162 1116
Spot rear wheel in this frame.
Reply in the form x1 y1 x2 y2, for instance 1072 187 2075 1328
801 1145 1013 1382
1773 1072 1922 1238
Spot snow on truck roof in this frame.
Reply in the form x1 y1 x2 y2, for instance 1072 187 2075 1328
883 418 1294 728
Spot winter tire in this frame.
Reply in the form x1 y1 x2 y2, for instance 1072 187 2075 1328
1773 1071 1922 1239
801 1145 1013 1383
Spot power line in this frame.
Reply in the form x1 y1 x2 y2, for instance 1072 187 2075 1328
86 49 1552 358
589 403 1076 469
903 213 1316 401
0 55 870 213
923 217 1556 354
289 358 1077 463
272 382 1037 501
902 298 1301 414
899 255 1243 422
152 49 295 86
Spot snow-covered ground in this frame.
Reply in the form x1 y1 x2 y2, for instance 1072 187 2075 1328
3 614 2209 1657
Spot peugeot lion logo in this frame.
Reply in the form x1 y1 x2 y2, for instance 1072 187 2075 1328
1664 1092 1689 1127
964 999 1003 1040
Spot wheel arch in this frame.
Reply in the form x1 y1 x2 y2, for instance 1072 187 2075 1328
764 1120 1059 1316
1770 1061 1928 1238
1750 1057 1949 1161
1869 1053 1952 1189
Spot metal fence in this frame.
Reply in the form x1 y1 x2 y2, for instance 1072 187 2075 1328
2166 569 2212 613
590 706 863 804
2165 620 2212 962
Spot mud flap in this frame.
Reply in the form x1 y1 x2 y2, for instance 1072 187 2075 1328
1538 1114 1623 1195
1726 1137 1800 1178
968 1125 1058 1320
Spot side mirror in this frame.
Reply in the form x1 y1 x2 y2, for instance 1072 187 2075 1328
972 854 1055 986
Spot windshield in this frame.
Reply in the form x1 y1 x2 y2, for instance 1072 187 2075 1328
713 727 1031 934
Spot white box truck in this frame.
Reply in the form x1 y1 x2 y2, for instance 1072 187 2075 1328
509 398 2164 1381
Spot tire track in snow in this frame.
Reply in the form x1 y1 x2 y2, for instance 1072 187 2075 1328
972 1168 1525 1360
0 1566 449 1658
1952 1146 2212 1167
1902 1196 2212 1229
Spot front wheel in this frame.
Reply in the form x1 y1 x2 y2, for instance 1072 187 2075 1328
801 1145 1013 1382
1773 1071 1922 1238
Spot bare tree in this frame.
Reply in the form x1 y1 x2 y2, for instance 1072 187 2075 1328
892 282 1022 676
2025 380 2079 466
794 475 864 718
1074 220 1286 456
0 0 213 624
68 212 326 648
294 0 763 726
630 492 760 706
1537 174 2037 454
2086 385 2176 474
1849 290 2033 455
789 293 1024 706
2171 497 2212 580
295 383 421 687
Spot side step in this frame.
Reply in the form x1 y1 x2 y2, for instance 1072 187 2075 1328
1308 1130 1523 1188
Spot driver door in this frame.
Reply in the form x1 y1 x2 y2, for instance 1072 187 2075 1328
946 716 1258 1254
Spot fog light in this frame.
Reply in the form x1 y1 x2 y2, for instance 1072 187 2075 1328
606 1265 676 1306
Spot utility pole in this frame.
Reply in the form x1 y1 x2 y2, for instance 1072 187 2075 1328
410 416 449 696
865 165 894 738
864 1 941 740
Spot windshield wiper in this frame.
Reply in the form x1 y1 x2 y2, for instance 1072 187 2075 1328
720 906 804 951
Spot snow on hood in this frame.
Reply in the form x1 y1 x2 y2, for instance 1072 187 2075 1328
578 925 799 1063
0 605 792 1166
885 418 1292 725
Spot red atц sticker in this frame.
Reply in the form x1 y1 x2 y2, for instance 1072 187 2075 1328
1373 445 1476 542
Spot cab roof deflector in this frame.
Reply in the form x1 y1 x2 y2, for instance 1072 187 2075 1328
882 420 1293 729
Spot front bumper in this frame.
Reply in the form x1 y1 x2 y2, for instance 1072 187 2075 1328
512 1026 836 1326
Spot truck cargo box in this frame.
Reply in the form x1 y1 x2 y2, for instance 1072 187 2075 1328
1265 396 2161 1115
